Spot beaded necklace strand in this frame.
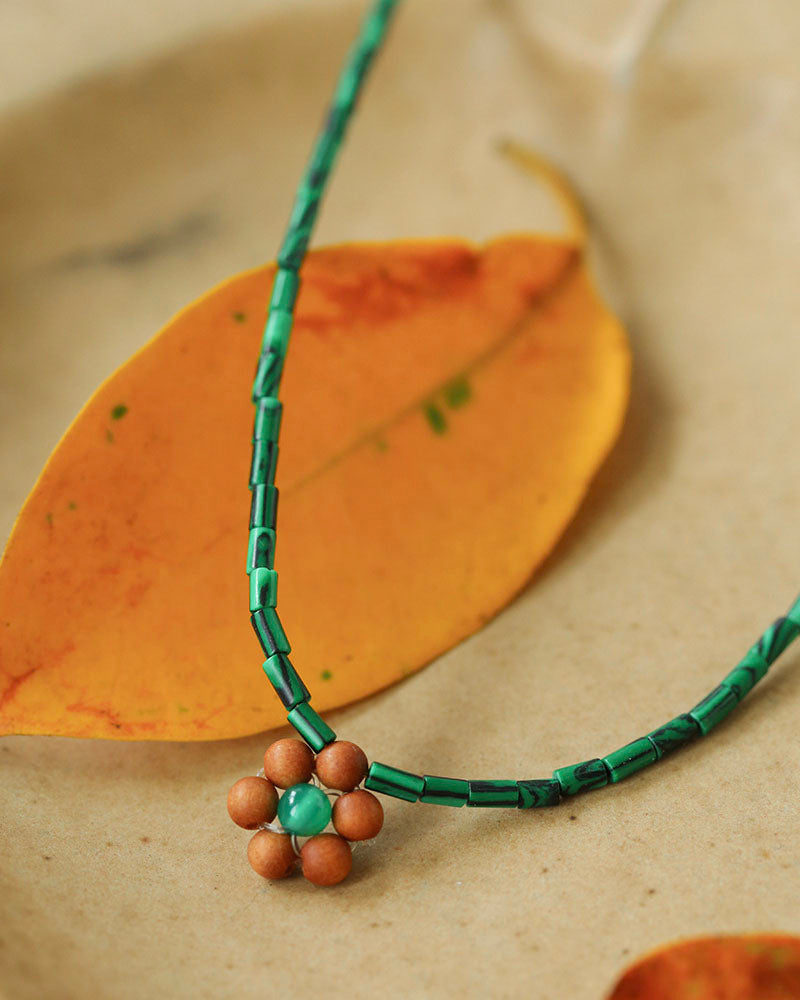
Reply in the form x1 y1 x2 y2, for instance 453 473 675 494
226 0 800 886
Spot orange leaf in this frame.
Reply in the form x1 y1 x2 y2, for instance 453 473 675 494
607 935 800 999
0 235 629 739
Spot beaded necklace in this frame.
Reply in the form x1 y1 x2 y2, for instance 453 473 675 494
226 0 800 887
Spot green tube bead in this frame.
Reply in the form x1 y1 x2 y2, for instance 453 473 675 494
249 567 277 611
251 350 283 400
261 309 294 357
287 702 336 752
247 527 275 572
251 607 290 655
263 653 309 710
269 268 300 313
689 683 739 735
249 484 278 529
253 397 282 442
603 737 658 784
420 775 469 807
756 616 800 665
365 762 424 802
517 779 561 809
467 780 519 808
646 713 700 759
249 440 278 487
722 649 769 702
553 758 609 796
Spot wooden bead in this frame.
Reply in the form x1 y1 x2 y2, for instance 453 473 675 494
300 833 352 887
315 740 368 791
263 738 314 788
247 829 297 880
227 776 278 829
332 789 384 841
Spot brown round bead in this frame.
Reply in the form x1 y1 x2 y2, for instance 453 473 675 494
332 789 384 841
247 829 297 879
300 833 352 887
315 741 368 792
227 775 278 829
263 738 315 788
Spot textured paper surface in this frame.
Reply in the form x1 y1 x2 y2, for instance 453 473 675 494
1 2 799 998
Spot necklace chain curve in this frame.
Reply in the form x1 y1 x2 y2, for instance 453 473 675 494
228 0 800 885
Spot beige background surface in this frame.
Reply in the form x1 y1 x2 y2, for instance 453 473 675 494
2 1 800 998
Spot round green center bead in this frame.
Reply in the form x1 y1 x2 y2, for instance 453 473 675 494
277 783 332 836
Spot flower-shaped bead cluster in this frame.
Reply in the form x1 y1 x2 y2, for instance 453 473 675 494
227 738 383 886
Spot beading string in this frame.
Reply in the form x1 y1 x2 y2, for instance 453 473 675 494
245 0 800 810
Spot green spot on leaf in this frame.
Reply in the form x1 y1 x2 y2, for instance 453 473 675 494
321 669 333 681
45 512 53 526
444 376 471 409
67 501 77 511
106 429 114 443
375 437 388 453
232 311 247 323
110 404 128 420
177 705 189 713
423 403 447 435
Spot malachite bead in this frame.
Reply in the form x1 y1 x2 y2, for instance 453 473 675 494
249 440 279 487
263 653 309 710
249 485 278 530
268 268 300 313
249 567 278 611
277 783 332 837
756 616 800 664
252 350 284 400
287 702 336 752
467 780 519 808
261 309 294 357
420 775 469 807
247 527 275 573
603 737 658 784
517 779 561 809
722 649 769 702
646 713 700 759
365 762 424 802
251 608 291 656
689 683 740 735
553 758 609 796
253 397 282 443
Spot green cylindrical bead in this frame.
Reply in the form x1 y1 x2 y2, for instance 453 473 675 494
253 397 282 443
467 780 519 808
262 653 309 709
420 775 469 807
277 783 331 837
646 713 700 759
517 779 561 809
365 762 424 802
722 647 769 701
689 684 740 735
247 528 275 572
603 737 658 784
251 608 291 656
269 268 300 313
249 484 278 529
553 758 609 796
261 309 294 357
249 567 278 611
252 350 284 400
249 440 278 487
757 616 800 664
287 702 336 752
